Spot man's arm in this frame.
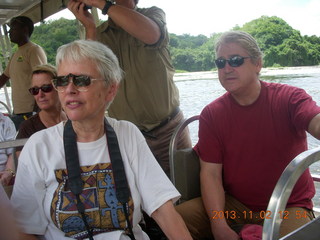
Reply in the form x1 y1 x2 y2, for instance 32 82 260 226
307 113 320 139
68 0 97 40
200 159 239 240
68 0 161 44
105 4 161 45
151 200 192 240
0 73 9 89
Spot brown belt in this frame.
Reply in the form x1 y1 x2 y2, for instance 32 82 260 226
142 107 180 137
155 107 180 131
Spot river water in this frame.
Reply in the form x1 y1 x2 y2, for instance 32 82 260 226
1 66 320 206
174 66 320 207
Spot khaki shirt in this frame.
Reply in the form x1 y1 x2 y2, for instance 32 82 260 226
97 6 180 131
4 42 47 114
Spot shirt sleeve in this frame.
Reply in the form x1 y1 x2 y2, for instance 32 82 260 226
194 105 224 164
139 7 169 48
288 87 320 130
123 122 180 216
10 138 48 234
29 45 47 68
137 138 180 216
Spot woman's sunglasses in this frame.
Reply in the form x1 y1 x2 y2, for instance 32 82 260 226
215 56 252 69
51 73 103 92
28 84 54 95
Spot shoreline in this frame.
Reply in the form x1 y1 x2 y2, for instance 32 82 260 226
174 65 320 76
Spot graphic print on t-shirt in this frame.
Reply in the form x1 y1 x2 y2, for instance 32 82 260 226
50 163 134 239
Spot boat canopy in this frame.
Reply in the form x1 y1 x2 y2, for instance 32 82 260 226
0 0 66 26
0 0 97 113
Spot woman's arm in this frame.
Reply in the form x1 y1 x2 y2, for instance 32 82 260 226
151 200 192 240
0 154 15 185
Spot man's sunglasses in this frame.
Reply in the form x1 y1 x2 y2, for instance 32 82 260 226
51 73 103 92
28 84 54 95
215 56 252 69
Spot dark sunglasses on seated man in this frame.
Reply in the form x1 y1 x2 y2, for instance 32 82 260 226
51 73 103 92
28 84 54 95
215 56 253 69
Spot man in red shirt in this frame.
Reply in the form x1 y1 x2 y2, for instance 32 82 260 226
176 31 320 240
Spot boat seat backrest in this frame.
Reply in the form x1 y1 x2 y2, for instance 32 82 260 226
169 115 200 203
173 148 200 202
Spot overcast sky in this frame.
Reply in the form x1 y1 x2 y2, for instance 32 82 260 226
48 0 320 37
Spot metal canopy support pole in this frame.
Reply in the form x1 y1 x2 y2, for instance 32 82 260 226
0 24 12 114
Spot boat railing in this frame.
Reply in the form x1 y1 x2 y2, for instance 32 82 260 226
0 139 28 149
0 100 12 116
0 138 28 168
263 147 320 240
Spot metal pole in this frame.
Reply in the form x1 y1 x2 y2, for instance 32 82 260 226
0 24 13 114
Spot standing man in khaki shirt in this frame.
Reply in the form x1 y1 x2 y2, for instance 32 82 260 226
69 1 191 239
0 16 47 130
68 0 191 177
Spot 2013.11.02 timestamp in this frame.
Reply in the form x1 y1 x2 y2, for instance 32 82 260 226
211 210 309 220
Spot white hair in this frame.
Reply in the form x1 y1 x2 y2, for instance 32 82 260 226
56 39 123 86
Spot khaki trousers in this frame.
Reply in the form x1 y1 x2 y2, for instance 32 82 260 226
176 196 314 240
144 111 192 177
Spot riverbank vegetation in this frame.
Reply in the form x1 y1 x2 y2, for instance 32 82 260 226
169 16 320 71
4 16 320 72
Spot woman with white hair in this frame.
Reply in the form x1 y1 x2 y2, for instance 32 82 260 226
11 39 191 240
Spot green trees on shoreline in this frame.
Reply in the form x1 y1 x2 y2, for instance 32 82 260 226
170 16 320 71
26 16 320 72
239 16 320 68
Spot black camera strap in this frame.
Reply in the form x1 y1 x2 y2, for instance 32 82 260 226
63 119 135 240
104 118 135 239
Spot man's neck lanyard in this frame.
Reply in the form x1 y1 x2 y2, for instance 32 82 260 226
63 119 135 240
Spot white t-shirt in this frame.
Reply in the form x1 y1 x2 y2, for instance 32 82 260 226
0 113 16 171
11 118 180 240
